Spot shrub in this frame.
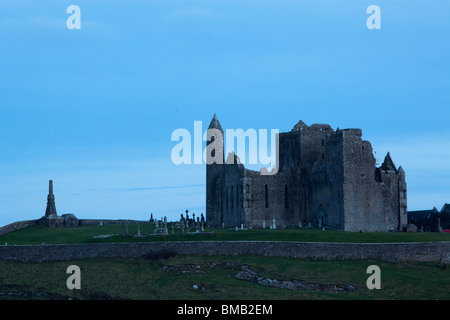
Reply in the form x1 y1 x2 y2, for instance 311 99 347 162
143 249 177 260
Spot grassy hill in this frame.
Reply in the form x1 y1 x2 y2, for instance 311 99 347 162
0 223 449 300
0 223 449 245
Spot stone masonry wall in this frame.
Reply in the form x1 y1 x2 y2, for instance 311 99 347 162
0 241 448 263
0 219 146 237
78 219 146 226
244 169 299 229
0 220 38 236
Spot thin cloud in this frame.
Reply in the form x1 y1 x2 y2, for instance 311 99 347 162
0 16 63 30
165 7 221 20
89 184 205 193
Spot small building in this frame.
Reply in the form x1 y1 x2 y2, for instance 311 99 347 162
439 203 450 230
61 214 79 228
407 207 440 232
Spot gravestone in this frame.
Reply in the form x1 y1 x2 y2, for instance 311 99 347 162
164 216 168 235
180 214 185 228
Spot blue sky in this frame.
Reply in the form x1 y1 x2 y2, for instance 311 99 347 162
0 0 449 226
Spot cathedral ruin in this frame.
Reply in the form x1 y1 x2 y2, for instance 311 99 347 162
206 114 408 232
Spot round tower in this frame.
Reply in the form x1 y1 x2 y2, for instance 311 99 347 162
206 114 224 227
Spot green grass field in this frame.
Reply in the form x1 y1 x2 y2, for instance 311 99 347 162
0 224 448 300
0 255 448 300
1 223 450 245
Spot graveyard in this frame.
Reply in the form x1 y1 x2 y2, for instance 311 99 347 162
1 221 450 245
0 221 449 300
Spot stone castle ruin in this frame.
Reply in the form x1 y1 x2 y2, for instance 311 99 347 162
206 115 408 232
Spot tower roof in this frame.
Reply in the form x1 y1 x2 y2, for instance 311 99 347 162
225 151 243 165
208 113 223 132
292 120 308 131
381 152 397 172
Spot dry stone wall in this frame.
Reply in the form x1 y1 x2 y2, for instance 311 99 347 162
0 241 448 263
0 220 38 236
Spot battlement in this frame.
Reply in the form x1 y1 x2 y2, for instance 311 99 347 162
291 121 334 133
340 128 362 136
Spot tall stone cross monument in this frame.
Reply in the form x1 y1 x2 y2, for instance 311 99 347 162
45 180 57 217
